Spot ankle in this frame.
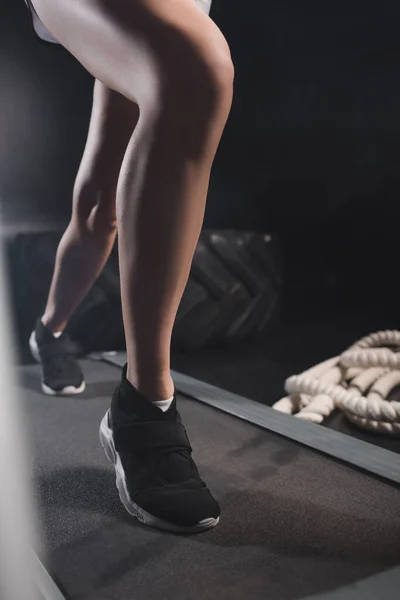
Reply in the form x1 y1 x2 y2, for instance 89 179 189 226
41 314 66 336
126 366 174 402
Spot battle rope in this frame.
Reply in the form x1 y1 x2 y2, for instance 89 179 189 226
273 331 400 435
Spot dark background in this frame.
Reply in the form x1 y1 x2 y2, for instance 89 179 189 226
2 1 400 452
2 0 400 321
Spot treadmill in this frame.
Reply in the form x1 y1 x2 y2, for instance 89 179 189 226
19 357 400 600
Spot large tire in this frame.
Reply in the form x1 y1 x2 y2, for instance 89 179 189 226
173 230 282 351
5 229 282 354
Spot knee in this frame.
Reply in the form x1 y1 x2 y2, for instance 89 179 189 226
196 37 235 106
203 47 234 123
168 36 234 120
141 21 234 125
141 30 233 158
73 179 117 235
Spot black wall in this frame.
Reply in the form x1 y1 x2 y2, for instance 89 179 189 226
2 0 400 319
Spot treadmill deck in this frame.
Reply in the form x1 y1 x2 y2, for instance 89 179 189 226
20 360 400 600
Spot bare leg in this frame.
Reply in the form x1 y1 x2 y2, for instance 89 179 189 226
32 0 234 401
42 80 139 333
118 64 232 401
30 0 232 531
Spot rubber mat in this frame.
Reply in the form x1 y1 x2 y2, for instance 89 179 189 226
20 360 400 600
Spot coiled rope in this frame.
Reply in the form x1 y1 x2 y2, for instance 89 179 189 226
272 331 400 435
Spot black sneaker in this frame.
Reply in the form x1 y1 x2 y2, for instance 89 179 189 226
29 319 85 396
99 365 220 533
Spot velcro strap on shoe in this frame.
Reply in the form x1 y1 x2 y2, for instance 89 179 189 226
38 339 73 361
116 421 192 453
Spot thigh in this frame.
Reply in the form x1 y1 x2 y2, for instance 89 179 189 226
30 0 225 109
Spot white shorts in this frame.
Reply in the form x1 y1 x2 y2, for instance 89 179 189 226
25 0 213 46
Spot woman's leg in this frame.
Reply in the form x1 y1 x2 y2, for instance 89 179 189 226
42 80 139 334
116 25 233 402
32 0 233 400
31 0 233 530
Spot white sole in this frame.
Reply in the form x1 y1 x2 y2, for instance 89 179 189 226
29 330 86 396
99 412 219 534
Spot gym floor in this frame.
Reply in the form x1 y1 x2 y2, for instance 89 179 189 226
23 359 400 600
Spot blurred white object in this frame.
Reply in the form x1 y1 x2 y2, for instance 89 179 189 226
0 240 40 600
24 0 59 44
196 0 213 14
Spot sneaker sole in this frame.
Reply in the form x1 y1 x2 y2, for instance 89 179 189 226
29 331 86 396
99 411 219 534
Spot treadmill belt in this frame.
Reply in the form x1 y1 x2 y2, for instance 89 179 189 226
21 360 400 600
